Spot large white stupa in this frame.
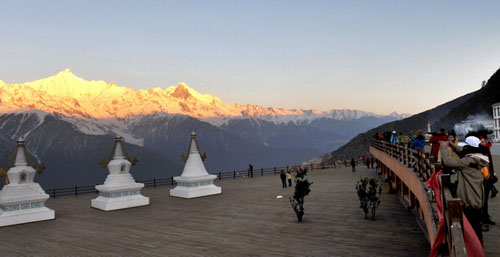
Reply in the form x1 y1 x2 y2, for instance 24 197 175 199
170 132 221 198
91 137 149 211
0 139 55 227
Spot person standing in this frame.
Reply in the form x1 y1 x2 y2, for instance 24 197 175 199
390 131 399 144
249 164 253 178
280 170 287 188
479 136 496 225
366 158 371 169
351 158 356 172
429 128 447 159
412 130 426 151
371 158 375 169
438 131 460 174
440 137 488 243
287 171 292 187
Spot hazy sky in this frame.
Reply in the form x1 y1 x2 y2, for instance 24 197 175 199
1 1 499 115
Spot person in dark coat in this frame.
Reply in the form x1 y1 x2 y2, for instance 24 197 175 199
371 158 375 169
479 137 496 225
249 164 253 178
366 158 371 169
351 158 356 172
280 170 287 188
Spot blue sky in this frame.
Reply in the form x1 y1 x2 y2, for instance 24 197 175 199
1 0 499 114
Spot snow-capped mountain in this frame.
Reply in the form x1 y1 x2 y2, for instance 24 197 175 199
0 70 411 188
0 69 411 123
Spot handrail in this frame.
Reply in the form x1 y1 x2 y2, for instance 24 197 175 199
370 139 467 257
44 163 337 198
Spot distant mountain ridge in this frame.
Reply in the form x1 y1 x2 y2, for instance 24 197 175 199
0 70 412 188
0 69 411 122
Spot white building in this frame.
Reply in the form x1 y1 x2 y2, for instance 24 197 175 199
0 139 55 227
170 132 221 198
493 102 500 142
91 137 149 211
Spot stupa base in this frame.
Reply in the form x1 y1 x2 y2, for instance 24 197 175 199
91 194 149 211
170 185 221 199
0 207 55 227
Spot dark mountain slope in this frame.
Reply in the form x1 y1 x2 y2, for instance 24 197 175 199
322 68 500 162
0 115 182 189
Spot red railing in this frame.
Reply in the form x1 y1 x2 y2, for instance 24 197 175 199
370 139 467 257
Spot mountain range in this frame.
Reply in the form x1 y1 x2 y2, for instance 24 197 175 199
0 70 410 189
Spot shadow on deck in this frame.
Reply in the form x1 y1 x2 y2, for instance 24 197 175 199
0 167 429 257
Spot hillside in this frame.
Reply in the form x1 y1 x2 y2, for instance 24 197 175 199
321 68 500 162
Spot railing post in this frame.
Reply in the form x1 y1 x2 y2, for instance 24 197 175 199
218 172 221 180
75 185 78 196
261 168 263 176
274 167 276 175
233 170 236 179
95 184 98 194
52 187 56 198
153 178 157 188
310 163 313 170
171 177 174 185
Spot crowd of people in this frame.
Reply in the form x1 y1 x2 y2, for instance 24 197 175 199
376 128 497 245
374 129 427 151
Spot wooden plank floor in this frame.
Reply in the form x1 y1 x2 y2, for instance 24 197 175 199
0 166 429 257
483 155 500 256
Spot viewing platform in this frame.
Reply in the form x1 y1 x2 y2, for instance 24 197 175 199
0 167 429 256
371 139 500 256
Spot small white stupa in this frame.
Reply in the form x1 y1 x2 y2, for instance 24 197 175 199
91 137 149 211
170 132 221 198
0 139 54 227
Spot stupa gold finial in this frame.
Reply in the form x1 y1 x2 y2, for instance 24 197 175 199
181 132 206 163
100 136 138 168
0 139 46 184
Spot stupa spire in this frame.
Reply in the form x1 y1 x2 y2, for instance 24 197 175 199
189 132 200 153
113 137 125 160
14 139 28 167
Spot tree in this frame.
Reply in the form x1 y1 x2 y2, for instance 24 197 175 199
289 167 313 222
355 177 382 220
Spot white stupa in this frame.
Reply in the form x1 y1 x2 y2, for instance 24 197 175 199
91 137 149 211
0 139 54 227
170 132 221 198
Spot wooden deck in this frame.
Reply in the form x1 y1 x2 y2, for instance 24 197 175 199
1 166 432 256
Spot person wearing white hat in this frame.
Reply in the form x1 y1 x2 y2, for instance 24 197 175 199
390 131 399 144
439 136 489 243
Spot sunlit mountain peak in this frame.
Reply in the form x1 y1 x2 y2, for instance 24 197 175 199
0 70 407 121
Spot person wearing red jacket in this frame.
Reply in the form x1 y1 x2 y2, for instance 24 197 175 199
429 128 447 160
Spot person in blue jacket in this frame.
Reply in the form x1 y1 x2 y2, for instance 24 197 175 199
412 130 426 151
390 131 400 144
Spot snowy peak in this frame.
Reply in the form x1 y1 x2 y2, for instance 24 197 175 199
0 70 411 121
388 111 412 119
165 82 222 105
